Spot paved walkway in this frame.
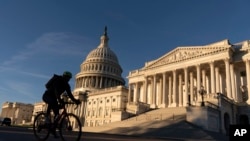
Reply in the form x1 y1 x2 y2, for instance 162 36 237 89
83 119 229 141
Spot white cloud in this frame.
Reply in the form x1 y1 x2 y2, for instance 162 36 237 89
0 32 93 79
3 32 91 66
0 65 50 79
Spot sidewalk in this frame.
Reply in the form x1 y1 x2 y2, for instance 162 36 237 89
83 119 229 141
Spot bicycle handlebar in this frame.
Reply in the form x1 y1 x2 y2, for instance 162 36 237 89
62 101 79 109
63 101 76 104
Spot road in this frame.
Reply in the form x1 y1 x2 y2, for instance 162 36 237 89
0 126 178 141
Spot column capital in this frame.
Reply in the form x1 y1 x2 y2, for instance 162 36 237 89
189 71 193 76
162 71 167 74
196 64 201 67
223 57 231 63
209 60 215 65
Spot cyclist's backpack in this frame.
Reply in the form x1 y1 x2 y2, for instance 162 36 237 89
45 74 59 89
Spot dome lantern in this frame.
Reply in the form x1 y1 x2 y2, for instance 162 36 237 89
98 26 109 48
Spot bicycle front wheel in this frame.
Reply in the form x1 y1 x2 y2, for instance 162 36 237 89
33 112 50 141
59 113 82 141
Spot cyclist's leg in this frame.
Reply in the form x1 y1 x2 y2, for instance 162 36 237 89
50 100 60 138
59 113 82 141
33 112 50 141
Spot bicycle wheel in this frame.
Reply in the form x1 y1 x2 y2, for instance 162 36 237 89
59 113 82 141
33 112 50 141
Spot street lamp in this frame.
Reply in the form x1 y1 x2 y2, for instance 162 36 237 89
199 86 206 106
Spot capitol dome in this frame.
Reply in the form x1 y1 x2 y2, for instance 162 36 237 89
75 27 125 92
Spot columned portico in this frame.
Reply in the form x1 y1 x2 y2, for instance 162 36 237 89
127 39 250 110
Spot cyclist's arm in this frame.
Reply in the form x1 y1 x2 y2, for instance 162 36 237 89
65 84 78 103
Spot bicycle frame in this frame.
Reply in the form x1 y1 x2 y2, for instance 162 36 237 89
33 101 82 141
54 102 78 125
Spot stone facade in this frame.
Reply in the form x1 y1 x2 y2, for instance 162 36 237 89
127 39 250 133
127 39 250 108
1 102 34 125
31 101 47 122
72 27 128 127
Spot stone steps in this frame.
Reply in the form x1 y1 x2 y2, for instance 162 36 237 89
83 106 228 141
84 107 187 130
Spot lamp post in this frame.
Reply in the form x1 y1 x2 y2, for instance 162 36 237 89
199 86 206 106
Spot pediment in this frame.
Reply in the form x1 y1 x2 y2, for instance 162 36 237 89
145 41 232 69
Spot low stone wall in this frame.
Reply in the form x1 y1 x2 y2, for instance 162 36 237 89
186 106 220 132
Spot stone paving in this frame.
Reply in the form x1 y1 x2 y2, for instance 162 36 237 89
83 117 229 141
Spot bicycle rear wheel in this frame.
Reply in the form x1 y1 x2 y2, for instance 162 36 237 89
33 112 50 141
59 113 82 141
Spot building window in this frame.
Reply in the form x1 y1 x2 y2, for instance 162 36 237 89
105 108 109 116
99 108 103 117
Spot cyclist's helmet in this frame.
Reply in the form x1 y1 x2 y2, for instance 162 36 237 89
63 71 72 78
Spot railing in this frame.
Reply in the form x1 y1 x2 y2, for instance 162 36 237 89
205 101 219 109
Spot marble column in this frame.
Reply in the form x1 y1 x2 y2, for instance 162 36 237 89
190 72 194 105
134 83 138 103
224 58 232 98
202 70 206 89
184 67 188 107
162 73 167 107
95 76 99 88
172 70 177 107
144 76 148 103
152 75 156 108
235 69 242 102
245 59 250 104
158 78 162 106
178 74 183 107
168 76 172 107
128 84 131 103
215 67 220 93
196 64 201 102
230 64 236 100
100 76 103 88
210 61 216 94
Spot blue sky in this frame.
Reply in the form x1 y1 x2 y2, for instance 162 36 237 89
0 0 250 112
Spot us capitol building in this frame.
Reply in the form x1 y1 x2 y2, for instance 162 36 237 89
3 27 250 134
71 27 250 133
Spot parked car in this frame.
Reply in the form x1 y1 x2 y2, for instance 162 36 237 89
1 117 11 126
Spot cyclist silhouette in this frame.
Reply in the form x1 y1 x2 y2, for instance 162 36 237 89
42 71 80 137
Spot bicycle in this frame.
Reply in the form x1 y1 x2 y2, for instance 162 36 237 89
33 100 82 141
